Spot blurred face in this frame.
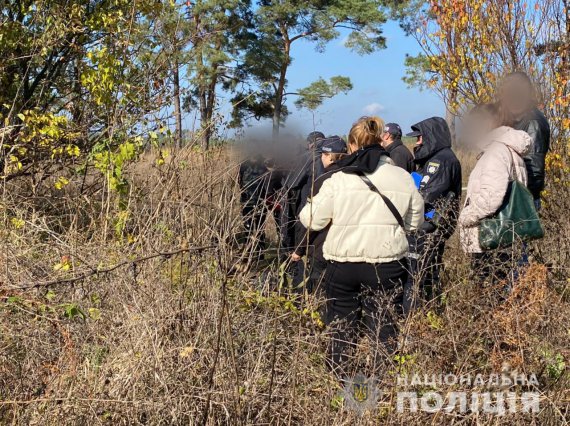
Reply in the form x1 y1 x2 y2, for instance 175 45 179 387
415 135 423 145
501 80 533 118
462 112 500 149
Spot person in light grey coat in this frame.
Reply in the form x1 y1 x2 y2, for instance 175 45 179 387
459 103 533 282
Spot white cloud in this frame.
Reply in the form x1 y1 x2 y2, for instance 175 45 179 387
362 103 385 115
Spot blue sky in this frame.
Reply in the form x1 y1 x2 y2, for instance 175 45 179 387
281 20 445 136
190 19 446 139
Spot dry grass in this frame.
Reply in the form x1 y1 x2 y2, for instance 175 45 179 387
0 145 568 425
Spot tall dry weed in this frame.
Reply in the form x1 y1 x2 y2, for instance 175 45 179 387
0 145 568 424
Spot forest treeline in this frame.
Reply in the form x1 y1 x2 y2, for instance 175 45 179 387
1 1 568 190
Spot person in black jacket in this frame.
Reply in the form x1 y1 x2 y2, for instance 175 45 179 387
381 122 414 172
280 131 325 292
293 136 348 294
238 155 282 261
499 72 550 206
280 132 325 249
403 117 462 314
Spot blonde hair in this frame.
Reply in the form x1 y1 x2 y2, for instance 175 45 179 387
348 116 385 150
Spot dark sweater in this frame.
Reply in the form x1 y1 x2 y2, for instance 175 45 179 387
385 139 414 173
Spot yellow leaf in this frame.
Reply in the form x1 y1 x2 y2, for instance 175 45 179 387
88 308 101 320
179 346 194 358
10 217 25 229
65 145 81 157
54 176 69 190
53 256 72 271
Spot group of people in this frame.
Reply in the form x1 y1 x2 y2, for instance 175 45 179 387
238 72 550 377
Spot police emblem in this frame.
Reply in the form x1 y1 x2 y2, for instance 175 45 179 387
352 378 368 402
341 373 381 415
427 161 440 174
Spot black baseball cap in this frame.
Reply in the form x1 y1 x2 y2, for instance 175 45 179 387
384 122 402 138
307 131 325 144
406 126 422 137
319 136 347 154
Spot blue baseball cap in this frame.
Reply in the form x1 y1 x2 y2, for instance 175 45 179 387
384 122 402 138
319 136 347 154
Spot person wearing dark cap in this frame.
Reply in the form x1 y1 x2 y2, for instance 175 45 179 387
307 131 325 149
280 131 325 249
403 117 462 315
381 123 414 173
293 136 348 294
280 131 326 293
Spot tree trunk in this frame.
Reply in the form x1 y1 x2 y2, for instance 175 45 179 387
199 87 211 151
446 106 456 146
173 59 183 149
199 65 220 151
272 38 290 139
72 56 83 126
272 68 286 138
446 87 458 146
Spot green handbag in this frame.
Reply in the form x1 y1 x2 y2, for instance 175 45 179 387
478 154 545 250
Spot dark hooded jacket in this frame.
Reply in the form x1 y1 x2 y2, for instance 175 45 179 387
513 108 550 200
411 117 462 236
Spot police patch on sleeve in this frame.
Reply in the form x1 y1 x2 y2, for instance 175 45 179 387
426 161 440 175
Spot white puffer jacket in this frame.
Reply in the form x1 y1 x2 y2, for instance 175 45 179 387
299 155 424 263
459 126 533 253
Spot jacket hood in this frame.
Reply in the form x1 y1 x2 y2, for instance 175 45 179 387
483 126 533 156
311 144 391 196
336 144 391 174
411 117 452 163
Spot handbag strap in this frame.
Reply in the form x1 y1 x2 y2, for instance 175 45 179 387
355 171 406 230
507 147 520 182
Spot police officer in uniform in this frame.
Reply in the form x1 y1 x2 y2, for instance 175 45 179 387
381 122 415 172
404 117 462 314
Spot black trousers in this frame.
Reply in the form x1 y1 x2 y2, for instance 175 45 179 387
289 257 327 296
242 204 268 260
324 260 407 377
308 258 327 296
290 260 306 294
403 232 446 316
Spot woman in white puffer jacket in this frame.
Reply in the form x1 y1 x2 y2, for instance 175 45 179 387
459 103 533 282
299 116 424 376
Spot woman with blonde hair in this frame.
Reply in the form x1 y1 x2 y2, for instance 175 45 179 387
299 116 424 377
